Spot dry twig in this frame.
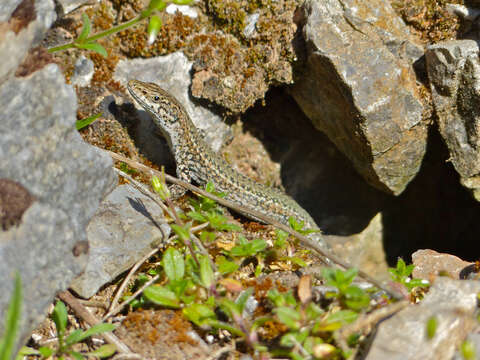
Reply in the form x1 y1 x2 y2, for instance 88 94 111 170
107 150 403 300
57 291 133 354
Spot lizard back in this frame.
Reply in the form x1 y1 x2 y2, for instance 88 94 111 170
127 80 324 235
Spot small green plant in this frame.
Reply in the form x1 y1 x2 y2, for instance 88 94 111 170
151 170 171 201
426 316 437 339
227 235 267 257
389 258 429 292
215 255 239 275
322 268 371 311
460 339 476 360
76 112 102 130
141 174 387 358
266 288 348 359
288 217 320 236
48 0 194 56
274 229 289 248
187 182 242 232
0 273 22 360
24 301 116 359
143 247 196 308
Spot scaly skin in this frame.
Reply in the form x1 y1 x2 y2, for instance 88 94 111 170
127 80 329 248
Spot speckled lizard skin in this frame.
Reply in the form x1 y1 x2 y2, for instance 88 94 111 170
127 80 329 250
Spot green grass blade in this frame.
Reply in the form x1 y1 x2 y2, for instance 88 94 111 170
76 113 102 130
0 273 22 360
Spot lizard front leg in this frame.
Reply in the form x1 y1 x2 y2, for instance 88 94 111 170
168 163 191 199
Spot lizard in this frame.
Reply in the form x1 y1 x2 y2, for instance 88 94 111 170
127 79 332 255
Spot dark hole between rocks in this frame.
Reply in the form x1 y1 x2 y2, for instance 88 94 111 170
244 86 480 265
118 83 480 266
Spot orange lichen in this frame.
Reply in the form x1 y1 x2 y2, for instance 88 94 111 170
260 319 288 340
167 311 198 345
391 0 462 43
123 309 196 346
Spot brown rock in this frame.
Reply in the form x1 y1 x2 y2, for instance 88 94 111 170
291 0 426 195
412 249 473 280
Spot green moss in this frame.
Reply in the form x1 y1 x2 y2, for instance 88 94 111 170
390 0 463 43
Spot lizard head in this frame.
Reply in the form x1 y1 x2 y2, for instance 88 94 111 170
127 80 187 139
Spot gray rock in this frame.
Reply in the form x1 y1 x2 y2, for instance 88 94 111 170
165 3 198 18
0 64 116 349
425 40 480 200
0 0 56 82
291 0 427 195
0 0 22 22
71 55 94 87
452 331 480 360
243 12 260 39
446 4 480 22
0 203 85 348
244 89 391 277
366 277 480 360
114 52 232 154
55 0 97 15
71 184 171 298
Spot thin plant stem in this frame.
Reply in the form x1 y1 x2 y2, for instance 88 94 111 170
48 15 148 53
107 150 404 300
57 291 132 354
103 274 160 320
106 223 208 316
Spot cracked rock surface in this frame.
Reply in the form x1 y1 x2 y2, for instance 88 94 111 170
0 0 116 349
426 40 480 200
291 0 427 195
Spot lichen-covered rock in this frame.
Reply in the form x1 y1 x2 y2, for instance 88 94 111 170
0 58 116 354
412 249 473 280
291 0 427 195
0 0 22 22
0 0 142 350
0 64 116 348
425 40 480 200
0 0 56 81
186 0 300 113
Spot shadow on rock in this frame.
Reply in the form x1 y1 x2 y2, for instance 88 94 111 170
245 87 480 266
244 87 388 236
382 127 480 264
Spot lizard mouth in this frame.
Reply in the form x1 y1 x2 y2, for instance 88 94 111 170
127 80 148 108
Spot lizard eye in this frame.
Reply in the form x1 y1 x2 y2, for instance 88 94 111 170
153 95 160 101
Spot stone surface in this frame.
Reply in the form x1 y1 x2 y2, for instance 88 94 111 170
0 0 56 82
0 0 22 22
0 64 116 349
426 40 480 200
71 184 171 298
71 55 94 87
114 52 232 154
291 0 427 195
166 3 198 18
366 277 480 360
187 0 298 114
243 88 391 277
327 213 388 278
447 3 480 22
412 249 473 280
452 331 480 360
56 0 96 15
